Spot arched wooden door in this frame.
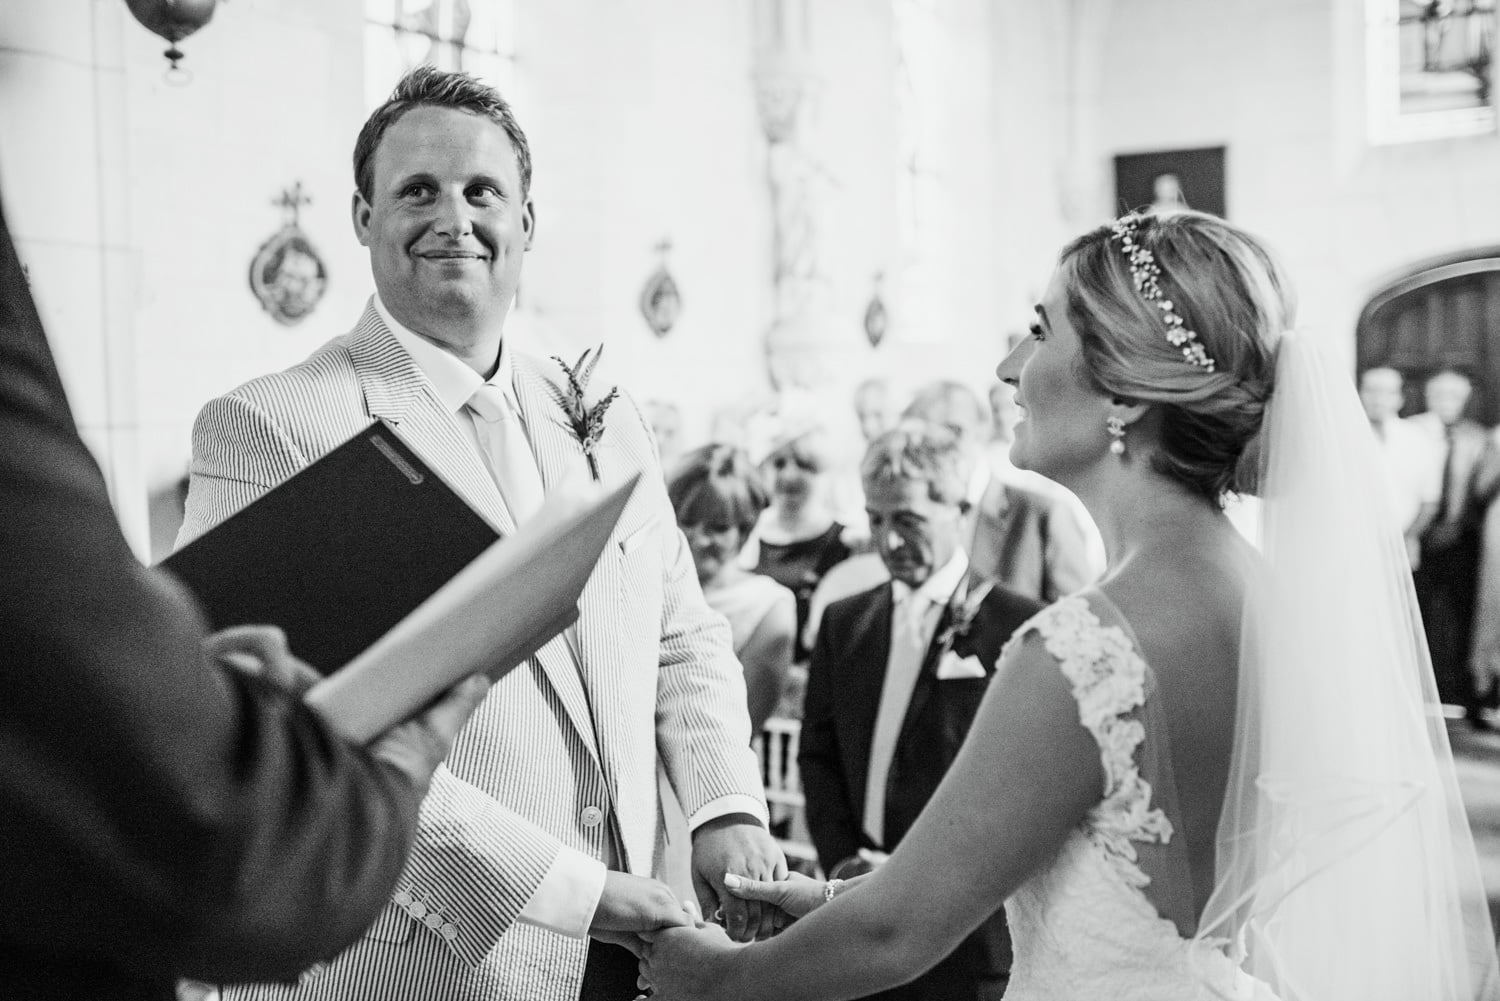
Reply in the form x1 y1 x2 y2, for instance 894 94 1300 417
1356 248 1500 424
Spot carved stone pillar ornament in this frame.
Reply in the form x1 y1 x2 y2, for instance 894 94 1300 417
753 0 838 391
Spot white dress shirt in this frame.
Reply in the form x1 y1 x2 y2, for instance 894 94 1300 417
863 550 969 847
1371 415 1441 535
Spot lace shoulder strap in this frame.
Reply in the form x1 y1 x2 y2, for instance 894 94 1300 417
1004 595 1173 885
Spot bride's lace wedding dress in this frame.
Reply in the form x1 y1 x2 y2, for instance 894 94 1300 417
1000 595 1278 1001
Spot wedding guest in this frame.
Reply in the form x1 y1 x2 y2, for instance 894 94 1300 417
802 377 1102 652
1411 369 1489 710
641 210 1497 1001
645 398 686 473
1469 425 1500 730
668 445 796 733
179 66 782 1001
748 424 856 664
799 423 1040 1000
854 377 899 444
1359 365 1438 568
0 196 489 1001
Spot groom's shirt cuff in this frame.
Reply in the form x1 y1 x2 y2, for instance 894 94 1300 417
517 845 607 939
687 793 770 831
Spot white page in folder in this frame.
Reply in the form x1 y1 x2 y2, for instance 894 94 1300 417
304 472 641 744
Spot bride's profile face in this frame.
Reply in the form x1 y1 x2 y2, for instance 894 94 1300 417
995 269 1112 482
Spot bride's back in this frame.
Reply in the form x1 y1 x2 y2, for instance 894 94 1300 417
1098 518 1258 937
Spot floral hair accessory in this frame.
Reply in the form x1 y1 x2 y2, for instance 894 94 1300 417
1110 214 1216 373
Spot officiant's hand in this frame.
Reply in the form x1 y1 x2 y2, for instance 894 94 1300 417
204 625 492 800
367 674 491 799
204 625 320 694
690 815 787 943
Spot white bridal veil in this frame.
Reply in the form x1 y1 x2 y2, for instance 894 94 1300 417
1193 331 1500 1000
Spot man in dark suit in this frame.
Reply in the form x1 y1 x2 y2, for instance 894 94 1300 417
1412 369 1490 711
0 194 487 1000
799 422 1042 1001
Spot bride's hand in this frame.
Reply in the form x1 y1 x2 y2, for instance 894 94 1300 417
723 870 825 925
638 922 741 1000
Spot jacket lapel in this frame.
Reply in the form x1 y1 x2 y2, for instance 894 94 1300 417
347 302 517 537
348 308 601 768
845 586 894 819
508 354 611 775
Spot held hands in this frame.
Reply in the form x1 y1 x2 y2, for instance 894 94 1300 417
588 871 694 957
722 870 826 925
638 921 742 1001
203 625 490 799
690 815 788 942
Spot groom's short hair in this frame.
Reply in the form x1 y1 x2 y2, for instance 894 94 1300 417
354 65 533 203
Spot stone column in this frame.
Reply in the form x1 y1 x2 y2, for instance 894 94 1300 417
753 0 842 390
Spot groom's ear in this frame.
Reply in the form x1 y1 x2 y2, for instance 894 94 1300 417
521 198 536 251
352 190 373 246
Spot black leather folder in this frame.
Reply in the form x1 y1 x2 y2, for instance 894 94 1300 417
160 421 499 675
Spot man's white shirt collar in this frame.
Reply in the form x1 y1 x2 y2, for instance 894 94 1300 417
374 294 515 413
890 549 970 609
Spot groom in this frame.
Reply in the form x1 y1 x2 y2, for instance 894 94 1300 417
179 66 783 1000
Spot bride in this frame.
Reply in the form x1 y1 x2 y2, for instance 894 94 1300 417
639 211 1500 1000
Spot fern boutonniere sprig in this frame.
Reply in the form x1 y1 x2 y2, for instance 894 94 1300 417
552 346 619 481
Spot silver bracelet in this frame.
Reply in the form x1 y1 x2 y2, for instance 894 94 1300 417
822 878 845 904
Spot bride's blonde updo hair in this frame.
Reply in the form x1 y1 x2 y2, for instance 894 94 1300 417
1059 210 1296 502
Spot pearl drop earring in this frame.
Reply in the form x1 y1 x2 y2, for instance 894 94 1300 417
1106 416 1127 457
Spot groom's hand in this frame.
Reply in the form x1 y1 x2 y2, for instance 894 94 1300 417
589 871 692 957
690 814 787 943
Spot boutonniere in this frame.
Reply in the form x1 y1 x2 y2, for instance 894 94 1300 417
552 346 619 481
935 578 993 658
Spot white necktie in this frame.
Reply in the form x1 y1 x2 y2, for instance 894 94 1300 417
863 587 936 847
465 382 545 525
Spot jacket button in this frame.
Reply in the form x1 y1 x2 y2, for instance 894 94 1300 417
581 806 604 828
408 901 427 919
424 912 443 930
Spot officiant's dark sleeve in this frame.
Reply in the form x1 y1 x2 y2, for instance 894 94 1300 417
0 200 419 997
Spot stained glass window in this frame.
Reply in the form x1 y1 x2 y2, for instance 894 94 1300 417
364 0 516 111
1367 0 1496 142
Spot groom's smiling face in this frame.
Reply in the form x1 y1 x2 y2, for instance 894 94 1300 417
353 105 535 355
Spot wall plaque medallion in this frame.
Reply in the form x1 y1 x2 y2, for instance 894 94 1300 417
639 238 681 338
249 182 328 327
864 273 888 348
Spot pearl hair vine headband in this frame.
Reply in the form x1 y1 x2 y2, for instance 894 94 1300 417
1110 214 1216 373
